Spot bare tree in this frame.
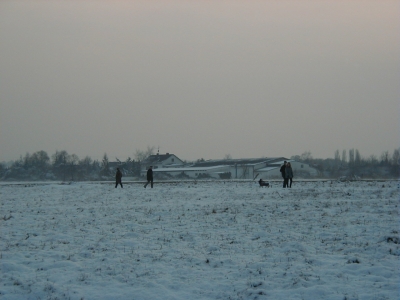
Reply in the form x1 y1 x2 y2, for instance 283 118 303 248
392 148 400 165
391 148 400 176
381 151 390 165
145 146 156 158
349 149 355 166
134 149 147 162
100 153 110 177
300 151 312 163
342 150 347 163
134 146 156 162
334 150 340 162
52 150 69 180
79 156 93 179
367 154 378 166
355 149 361 166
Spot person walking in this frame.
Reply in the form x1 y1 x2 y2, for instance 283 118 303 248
285 162 294 188
280 161 287 188
144 166 153 188
115 168 123 188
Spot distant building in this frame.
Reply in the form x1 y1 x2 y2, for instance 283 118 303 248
256 159 319 179
148 165 231 179
139 155 319 179
140 153 184 175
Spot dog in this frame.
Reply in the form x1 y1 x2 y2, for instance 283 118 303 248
258 179 270 187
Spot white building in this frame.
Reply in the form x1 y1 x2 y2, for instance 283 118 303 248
141 155 319 179
153 165 230 179
140 153 184 176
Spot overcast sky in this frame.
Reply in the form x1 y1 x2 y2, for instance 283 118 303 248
0 1 399 162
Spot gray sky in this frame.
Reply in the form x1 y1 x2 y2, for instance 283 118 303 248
1 0 399 162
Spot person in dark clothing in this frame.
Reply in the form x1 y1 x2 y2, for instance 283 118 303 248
115 168 123 188
285 162 294 188
280 161 287 188
144 166 153 188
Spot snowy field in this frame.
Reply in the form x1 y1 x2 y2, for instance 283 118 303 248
1 180 399 300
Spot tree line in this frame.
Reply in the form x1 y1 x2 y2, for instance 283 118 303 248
0 147 398 181
0 147 156 181
290 148 399 178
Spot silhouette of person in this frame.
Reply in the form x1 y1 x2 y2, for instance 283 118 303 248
280 161 287 188
285 162 293 188
144 166 153 188
115 168 123 188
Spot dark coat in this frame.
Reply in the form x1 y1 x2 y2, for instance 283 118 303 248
280 165 286 178
285 166 293 179
116 169 122 180
146 168 153 181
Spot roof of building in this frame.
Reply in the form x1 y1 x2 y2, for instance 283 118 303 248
142 153 181 164
190 157 288 168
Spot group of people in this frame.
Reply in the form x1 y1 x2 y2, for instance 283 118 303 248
280 160 293 188
115 166 154 188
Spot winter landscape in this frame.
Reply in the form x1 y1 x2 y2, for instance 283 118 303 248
1 180 399 300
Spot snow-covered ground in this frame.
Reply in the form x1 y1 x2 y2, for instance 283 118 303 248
1 180 399 300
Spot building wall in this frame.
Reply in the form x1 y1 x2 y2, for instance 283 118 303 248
258 167 282 179
154 166 230 179
290 161 319 176
141 155 184 173
142 158 319 179
161 155 183 166
229 164 257 179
